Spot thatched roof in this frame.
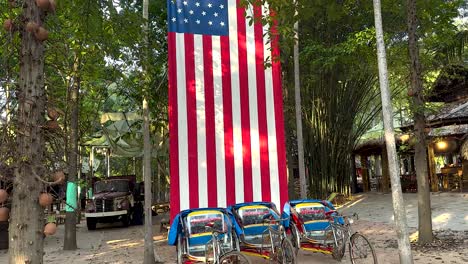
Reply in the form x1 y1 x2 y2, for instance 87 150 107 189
426 100 468 126
428 64 468 103
428 124 468 137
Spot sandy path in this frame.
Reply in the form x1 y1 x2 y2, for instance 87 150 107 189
0 193 467 263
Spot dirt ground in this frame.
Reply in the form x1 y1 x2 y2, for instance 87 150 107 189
0 193 467 263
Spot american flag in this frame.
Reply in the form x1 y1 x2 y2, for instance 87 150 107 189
168 0 288 220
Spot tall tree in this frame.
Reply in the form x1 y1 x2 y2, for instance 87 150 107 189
8 0 50 263
373 0 414 262
63 56 80 250
407 0 433 244
293 2 307 198
142 0 160 263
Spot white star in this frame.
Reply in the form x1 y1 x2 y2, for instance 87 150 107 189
214 12 218 17
208 3 212 8
220 21 225 26
202 11 206 16
183 1 188 6
219 4 224 9
189 10 194 15
177 8 182 13
172 17 176 22
196 19 201 24
184 18 188 23
208 21 213 26
195 2 200 7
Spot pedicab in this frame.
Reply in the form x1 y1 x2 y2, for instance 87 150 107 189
283 199 377 263
228 202 296 263
168 208 250 264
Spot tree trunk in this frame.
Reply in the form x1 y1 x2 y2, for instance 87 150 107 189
9 1 47 263
373 0 414 262
64 61 80 250
294 12 307 198
406 0 433 245
142 0 160 263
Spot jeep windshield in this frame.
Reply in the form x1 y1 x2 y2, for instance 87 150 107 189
94 180 129 193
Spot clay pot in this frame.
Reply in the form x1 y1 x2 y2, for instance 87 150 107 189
3 19 13 32
0 208 9 221
0 189 7 203
47 108 59 120
39 193 53 207
53 171 65 184
44 222 57 236
35 0 50 11
26 22 39 33
35 27 49 41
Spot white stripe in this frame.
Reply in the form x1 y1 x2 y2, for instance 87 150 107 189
194 35 208 208
245 5 262 202
228 0 244 203
212 36 226 207
263 6 280 209
176 33 189 211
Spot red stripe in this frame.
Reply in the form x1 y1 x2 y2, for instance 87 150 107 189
203 36 217 208
168 32 180 221
221 36 235 206
271 21 288 209
254 6 271 202
184 34 199 209
237 0 253 202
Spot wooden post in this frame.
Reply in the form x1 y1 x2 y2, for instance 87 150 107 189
351 154 358 194
462 160 468 192
427 142 439 192
361 155 370 192
382 146 390 193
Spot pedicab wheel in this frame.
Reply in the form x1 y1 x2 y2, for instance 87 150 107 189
349 233 377 264
86 218 97 230
331 228 346 261
276 237 297 264
219 251 251 264
289 224 300 254
176 235 185 264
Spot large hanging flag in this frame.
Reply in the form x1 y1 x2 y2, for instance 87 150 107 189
168 0 288 220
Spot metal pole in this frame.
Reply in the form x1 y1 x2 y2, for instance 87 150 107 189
372 0 414 263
